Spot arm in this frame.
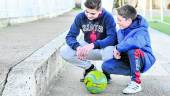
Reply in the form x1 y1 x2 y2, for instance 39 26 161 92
66 15 81 50
117 31 147 52
93 15 117 49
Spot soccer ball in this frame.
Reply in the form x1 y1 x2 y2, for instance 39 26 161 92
84 70 107 94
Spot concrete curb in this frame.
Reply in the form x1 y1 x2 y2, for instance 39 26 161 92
1 31 68 96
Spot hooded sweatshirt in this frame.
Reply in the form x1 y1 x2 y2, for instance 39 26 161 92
66 9 117 50
116 15 156 72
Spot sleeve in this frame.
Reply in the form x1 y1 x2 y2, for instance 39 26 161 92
117 31 147 52
93 14 117 49
66 14 81 50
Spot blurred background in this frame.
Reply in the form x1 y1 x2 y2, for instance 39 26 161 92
0 0 170 35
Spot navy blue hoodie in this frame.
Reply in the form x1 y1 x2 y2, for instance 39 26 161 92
117 15 156 72
66 9 117 50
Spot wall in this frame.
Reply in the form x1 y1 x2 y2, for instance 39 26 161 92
0 0 75 28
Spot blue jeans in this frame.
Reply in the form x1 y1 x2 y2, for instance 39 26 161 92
102 49 145 84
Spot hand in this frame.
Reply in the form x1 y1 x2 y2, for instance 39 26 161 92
113 46 121 59
76 43 94 60
76 46 84 60
81 43 94 59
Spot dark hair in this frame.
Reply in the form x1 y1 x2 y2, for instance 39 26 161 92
117 4 137 20
84 0 101 10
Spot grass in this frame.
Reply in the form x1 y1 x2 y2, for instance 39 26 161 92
163 16 170 23
151 16 170 23
149 21 170 35
148 16 170 35
73 7 82 11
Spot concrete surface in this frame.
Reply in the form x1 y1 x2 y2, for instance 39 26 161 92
0 10 80 96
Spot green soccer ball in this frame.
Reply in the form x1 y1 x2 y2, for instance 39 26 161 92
84 70 107 94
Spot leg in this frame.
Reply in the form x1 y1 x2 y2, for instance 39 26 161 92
102 58 130 76
102 50 131 83
122 49 144 94
60 41 103 82
60 40 102 69
100 46 115 83
101 46 115 61
60 44 91 69
127 49 144 84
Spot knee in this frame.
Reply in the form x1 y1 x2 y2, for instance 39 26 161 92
59 46 67 59
127 49 144 58
59 45 74 60
102 59 114 74
102 46 114 61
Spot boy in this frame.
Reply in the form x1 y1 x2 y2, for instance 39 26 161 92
60 0 117 82
102 5 156 94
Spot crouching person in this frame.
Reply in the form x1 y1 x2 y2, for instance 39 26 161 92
102 4 156 94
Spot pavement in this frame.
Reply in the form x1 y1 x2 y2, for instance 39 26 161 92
1 9 170 96
0 10 79 95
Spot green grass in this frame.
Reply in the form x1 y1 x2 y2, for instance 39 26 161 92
151 16 170 23
163 16 170 23
149 21 170 35
73 7 82 11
